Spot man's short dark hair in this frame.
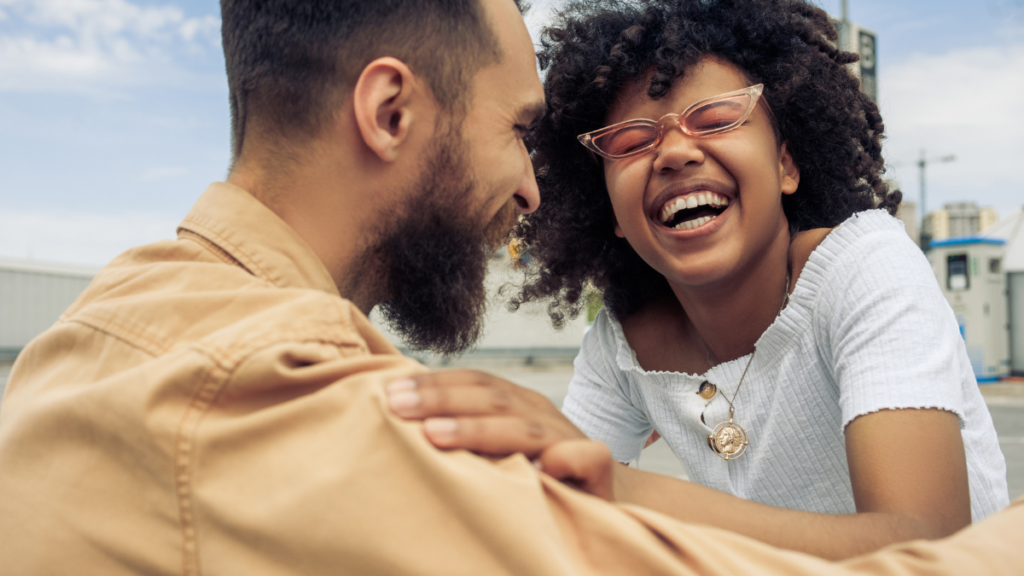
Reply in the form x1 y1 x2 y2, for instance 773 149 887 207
221 0 510 159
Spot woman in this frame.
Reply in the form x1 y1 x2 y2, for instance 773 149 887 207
387 0 1008 559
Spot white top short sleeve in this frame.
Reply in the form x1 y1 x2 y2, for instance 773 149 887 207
563 210 1009 521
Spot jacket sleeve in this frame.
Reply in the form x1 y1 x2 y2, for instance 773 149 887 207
188 312 1024 576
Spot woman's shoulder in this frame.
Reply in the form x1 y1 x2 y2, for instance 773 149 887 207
579 306 629 368
817 209 919 264
792 209 925 295
789 227 834 291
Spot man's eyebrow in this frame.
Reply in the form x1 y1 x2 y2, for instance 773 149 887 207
517 101 546 126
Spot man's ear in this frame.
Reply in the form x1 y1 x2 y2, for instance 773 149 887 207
779 142 800 196
353 57 418 163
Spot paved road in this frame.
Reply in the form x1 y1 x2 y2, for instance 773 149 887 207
986 400 1024 501
491 366 1024 501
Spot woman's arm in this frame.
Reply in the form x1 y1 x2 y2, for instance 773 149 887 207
609 217 975 558
387 372 971 560
612 407 970 560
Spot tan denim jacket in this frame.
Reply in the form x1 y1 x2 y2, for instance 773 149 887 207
1 182 1020 575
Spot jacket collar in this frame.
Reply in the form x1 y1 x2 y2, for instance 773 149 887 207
178 182 340 296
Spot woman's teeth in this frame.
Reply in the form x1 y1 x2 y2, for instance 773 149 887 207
674 215 716 230
659 191 730 230
659 192 730 224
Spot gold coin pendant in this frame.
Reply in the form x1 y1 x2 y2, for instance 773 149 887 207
707 420 749 461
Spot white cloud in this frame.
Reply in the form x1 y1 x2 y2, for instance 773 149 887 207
179 14 218 44
880 43 1024 216
0 0 221 94
0 209 181 266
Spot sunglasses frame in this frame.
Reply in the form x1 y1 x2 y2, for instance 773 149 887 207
577 84 765 160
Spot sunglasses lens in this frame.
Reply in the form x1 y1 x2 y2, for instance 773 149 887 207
684 95 751 134
592 124 659 157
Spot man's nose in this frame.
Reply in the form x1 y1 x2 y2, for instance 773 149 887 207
514 156 541 214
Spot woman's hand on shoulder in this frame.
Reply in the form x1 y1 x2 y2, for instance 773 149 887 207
385 370 616 500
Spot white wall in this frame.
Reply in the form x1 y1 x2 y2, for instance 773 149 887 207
0 259 98 354
1011 273 1024 375
0 362 12 405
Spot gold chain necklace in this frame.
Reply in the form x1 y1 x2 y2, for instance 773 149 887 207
705 274 790 461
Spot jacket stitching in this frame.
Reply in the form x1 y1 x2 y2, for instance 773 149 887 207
66 312 169 357
174 360 229 576
178 230 254 273
179 218 280 288
173 317 370 575
189 301 368 370
189 330 368 373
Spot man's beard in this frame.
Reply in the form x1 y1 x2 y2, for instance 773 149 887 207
370 129 518 356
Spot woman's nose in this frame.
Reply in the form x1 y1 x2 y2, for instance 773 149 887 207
651 125 706 173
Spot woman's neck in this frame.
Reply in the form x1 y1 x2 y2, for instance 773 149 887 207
671 229 792 365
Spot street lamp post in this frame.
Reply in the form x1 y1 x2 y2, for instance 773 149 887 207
839 0 849 47
918 149 957 250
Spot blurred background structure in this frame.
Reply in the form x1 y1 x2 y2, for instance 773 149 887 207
0 258 96 363
0 258 98 398
924 202 1001 242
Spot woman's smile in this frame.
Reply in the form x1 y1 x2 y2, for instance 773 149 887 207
650 179 736 237
658 191 730 230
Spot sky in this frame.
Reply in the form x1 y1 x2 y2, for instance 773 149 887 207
1 0 1023 266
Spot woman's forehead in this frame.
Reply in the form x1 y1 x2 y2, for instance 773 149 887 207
604 57 753 124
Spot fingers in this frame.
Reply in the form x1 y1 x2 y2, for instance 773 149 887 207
537 440 615 501
422 416 555 457
387 378 515 419
402 370 550 407
386 369 587 459
386 370 554 420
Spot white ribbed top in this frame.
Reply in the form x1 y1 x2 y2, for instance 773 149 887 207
563 210 1009 521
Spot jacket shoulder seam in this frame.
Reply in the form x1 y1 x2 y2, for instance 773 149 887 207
174 360 229 576
64 313 169 357
172 299 370 575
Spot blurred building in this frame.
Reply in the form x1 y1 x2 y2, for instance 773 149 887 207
0 258 98 363
924 202 999 241
927 206 1024 378
835 20 878 103
981 207 1024 376
0 258 99 398
895 200 919 247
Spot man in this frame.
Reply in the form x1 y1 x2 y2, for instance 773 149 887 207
0 0 1020 574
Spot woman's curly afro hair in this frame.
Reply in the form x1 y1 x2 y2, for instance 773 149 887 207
510 0 901 326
